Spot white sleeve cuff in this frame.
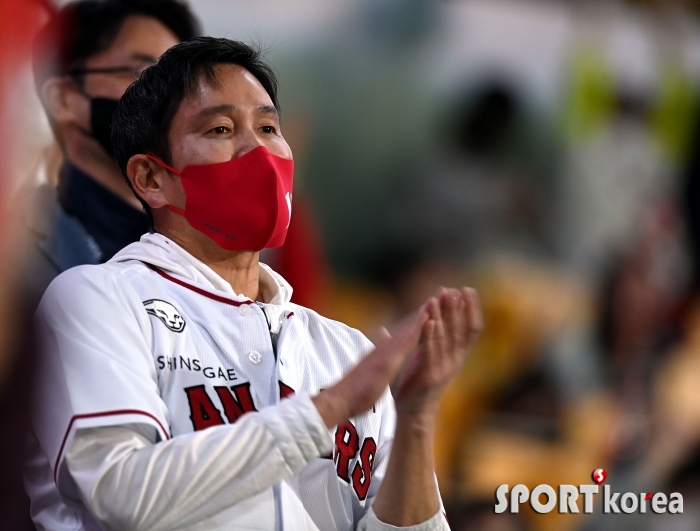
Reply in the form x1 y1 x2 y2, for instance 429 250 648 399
359 506 448 531
259 392 333 473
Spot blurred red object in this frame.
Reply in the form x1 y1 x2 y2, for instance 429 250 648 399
0 1 54 528
0 0 53 220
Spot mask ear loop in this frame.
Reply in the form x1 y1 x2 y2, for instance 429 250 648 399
145 154 186 216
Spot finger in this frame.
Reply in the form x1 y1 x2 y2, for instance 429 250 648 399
430 295 445 342
462 287 482 332
418 296 440 347
454 295 469 354
422 318 436 357
430 296 446 366
411 316 437 377
416 316 435 347
441 289 464 353
461 287 483 343
427 293 441 321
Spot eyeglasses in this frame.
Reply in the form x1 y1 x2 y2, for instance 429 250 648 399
67 65 152 81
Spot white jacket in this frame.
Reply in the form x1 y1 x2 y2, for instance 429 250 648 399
29 233 447 531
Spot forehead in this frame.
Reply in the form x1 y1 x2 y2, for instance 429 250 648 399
176 64 274 118
86 15 179 66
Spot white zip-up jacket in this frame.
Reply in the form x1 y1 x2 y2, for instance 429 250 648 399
29 233 448 531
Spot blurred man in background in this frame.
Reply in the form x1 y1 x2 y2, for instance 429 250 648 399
24 1 199 528
27 0 199 295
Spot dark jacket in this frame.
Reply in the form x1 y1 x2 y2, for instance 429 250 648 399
23 164 150 301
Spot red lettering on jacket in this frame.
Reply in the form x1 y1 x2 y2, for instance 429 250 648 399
352 437 376 500
334 421 359 482
184 385 225 431
279 381 295 399
214 383 258 423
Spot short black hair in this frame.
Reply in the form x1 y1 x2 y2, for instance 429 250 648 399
32 0 200 91
112 37 280 219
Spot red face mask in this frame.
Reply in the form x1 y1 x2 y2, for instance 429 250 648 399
147 146 294 251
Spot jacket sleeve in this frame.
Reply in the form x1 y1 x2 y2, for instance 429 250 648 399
63 393 332 531
357 506 449 531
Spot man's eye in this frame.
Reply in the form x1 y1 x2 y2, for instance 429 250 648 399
260 125 276 134
211 126 229 134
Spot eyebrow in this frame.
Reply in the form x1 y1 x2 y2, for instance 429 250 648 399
198 104 236 118
197 104 279 119
257 105 279 117
130 53 158 64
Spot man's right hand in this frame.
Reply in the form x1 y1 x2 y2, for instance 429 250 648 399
312 307 428 428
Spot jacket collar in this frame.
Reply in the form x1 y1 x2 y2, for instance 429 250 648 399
111 232 293 307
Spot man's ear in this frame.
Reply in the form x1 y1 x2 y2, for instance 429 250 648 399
40 77 84 125
126 155 175 210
